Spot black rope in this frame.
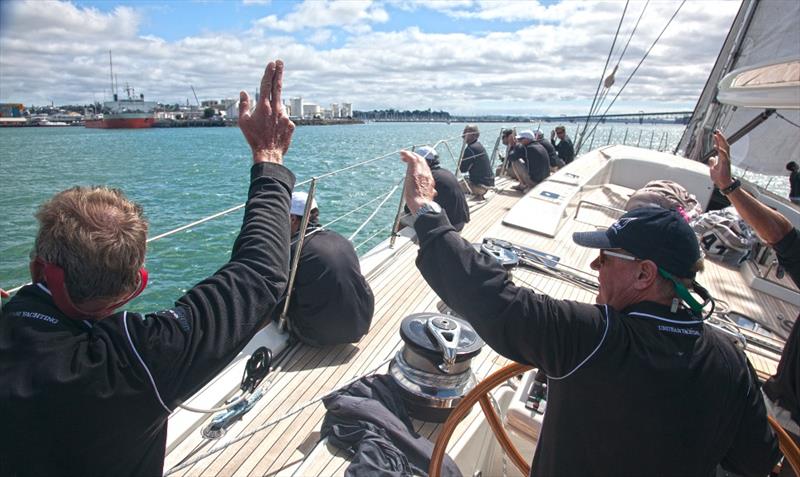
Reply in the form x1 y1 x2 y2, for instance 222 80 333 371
776 112 800 129
583 0 687 146
576 0 630 154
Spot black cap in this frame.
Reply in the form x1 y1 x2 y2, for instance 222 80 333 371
572 206 701 278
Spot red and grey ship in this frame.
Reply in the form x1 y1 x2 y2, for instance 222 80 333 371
85 52 156 129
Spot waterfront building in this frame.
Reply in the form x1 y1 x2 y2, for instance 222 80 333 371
331 103 340 118
0 103 27 125
303 103 321 118
341 103 353 118
290 97 304 119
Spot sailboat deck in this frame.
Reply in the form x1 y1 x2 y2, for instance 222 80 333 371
165 167 797 476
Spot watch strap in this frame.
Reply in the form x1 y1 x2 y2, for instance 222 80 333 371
720 178 742 196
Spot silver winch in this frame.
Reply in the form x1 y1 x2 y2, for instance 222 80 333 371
389 312 484 422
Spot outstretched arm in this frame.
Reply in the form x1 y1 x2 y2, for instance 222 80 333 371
709 131 793 245
124 59 298 406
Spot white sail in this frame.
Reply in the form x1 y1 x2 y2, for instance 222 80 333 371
678 0 800 176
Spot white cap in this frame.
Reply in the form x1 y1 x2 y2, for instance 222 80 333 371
516 130 535 141
290 191 318 216
416 146 438 161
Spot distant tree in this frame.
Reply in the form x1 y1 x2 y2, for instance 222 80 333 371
203 107 215 119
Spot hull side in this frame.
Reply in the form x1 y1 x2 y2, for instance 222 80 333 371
85 117 154 129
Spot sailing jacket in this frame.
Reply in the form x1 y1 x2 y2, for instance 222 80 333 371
555 136 575 164
286 226 374 346
510 142 550 184
763 228 800 426
459 140 495 187
537 139 562 168
0 162 294 477
413 210 780 476
430 163 470 232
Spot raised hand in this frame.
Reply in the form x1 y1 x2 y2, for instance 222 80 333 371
708 130 734 189
400 150 437 214
239 60 295 164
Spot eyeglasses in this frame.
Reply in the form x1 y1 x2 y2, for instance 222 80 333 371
598 249 639 265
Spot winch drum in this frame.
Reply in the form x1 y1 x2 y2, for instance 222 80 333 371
389 312 484 422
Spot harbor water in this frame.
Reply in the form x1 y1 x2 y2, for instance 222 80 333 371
0 122 786 313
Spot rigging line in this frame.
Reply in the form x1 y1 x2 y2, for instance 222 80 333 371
353 223 394 251
582 0 687 145
577 0 630 154
613 0 649 69
348 181 402 242
776 112 800 129
163 356 394 476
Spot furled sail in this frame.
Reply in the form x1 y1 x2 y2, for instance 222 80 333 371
677 0 800 176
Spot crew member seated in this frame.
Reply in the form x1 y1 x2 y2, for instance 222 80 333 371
459 124 495 200
282 192 374 346
415 146 470 232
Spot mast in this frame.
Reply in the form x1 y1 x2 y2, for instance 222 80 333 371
109 50 115 99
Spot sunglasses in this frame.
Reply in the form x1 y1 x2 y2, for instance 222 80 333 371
598 249 639 265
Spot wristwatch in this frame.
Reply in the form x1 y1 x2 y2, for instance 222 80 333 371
415 201 442 217
720 178 742 196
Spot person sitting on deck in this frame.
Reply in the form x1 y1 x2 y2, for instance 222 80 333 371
711 132 800 454
399 148 780 476
0 59 297 477
534 129 563 171
281 192 374 346
788 161 800 204
509 130 550 192
458 124 494 200
414 146 470 232
551 125 575 165
496 128 517 178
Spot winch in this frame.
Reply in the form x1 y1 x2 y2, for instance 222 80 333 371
389 312 484 422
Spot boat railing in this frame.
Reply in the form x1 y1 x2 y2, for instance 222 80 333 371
2 128 509 305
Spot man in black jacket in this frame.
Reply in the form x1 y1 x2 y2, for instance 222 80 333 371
399 148 779 476
534 129 563 170
1 59 296 477
509 130 550 192
416 146 470 231
551 125 575 165
284 192 374 346
458 124 494 200
711 132 800 447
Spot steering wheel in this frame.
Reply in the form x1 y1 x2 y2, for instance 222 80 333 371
429 364 800 476
429 362 533 477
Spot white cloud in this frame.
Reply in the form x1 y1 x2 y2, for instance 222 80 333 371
0 0 745 115
242 0 271 4
255 0 389 32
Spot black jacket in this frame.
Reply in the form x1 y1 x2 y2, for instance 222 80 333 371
459 140 494 187
0 162 295 477
510 142 550 184
287 226 374 346
412 210 779 476
763 228 800 426
555 136 575 164
431 162 470 232
538 139 561 168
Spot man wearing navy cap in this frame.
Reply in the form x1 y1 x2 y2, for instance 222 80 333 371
400 149 779 476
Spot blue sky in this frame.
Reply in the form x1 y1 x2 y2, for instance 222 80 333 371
0 0 742 115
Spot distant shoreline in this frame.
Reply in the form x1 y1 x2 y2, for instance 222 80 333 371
0 118 365 128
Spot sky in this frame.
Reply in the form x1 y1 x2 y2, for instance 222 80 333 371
0 0 742 115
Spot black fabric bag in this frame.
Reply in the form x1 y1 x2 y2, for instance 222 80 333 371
321 374 463 477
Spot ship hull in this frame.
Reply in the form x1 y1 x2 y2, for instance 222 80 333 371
85 116 155 129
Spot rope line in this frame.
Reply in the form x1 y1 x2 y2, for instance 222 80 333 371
163 355 394 476
348 181 401 242
583 0 687 145
577 0 629 154
776 112 800 129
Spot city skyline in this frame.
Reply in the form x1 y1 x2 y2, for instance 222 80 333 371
1 0 741 115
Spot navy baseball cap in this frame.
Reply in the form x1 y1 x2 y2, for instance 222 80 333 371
572 206 702 278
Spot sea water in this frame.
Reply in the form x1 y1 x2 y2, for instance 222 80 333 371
0 122 785 312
